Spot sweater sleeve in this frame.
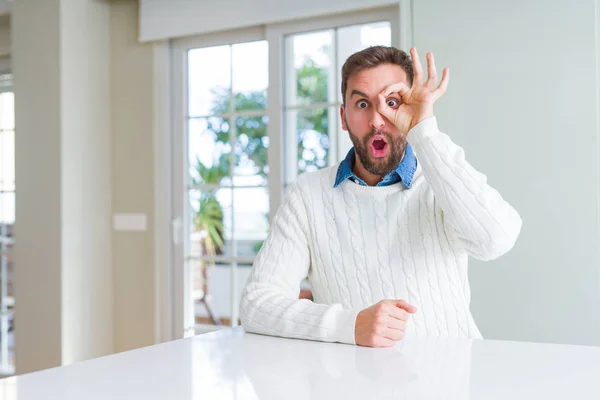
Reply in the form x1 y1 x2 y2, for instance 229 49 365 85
406 117 522 261
239 181 359 344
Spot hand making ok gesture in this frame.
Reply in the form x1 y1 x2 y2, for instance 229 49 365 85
377 47 449 135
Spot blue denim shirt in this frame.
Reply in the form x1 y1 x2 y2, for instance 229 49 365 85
333 144 417 188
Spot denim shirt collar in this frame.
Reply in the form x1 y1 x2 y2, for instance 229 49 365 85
333 144 417 189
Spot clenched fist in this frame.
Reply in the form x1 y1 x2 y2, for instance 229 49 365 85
355 299 417 347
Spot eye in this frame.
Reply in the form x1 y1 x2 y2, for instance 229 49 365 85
386 98 400 108
357 100 368 109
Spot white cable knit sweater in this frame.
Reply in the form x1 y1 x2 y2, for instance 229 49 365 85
240 117 522 344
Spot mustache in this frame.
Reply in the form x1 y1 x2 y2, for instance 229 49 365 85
364 130 393 142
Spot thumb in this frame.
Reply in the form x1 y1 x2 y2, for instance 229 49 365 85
394 299 417 314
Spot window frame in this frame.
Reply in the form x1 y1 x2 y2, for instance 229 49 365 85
0 62 13 376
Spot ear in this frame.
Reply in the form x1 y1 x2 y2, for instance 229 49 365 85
340 105 348 131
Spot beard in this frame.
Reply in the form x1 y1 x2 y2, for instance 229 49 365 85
347 124 407 176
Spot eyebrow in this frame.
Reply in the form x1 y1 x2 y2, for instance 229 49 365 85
350 89 369 99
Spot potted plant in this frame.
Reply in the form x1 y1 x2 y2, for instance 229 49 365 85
192 156 228 325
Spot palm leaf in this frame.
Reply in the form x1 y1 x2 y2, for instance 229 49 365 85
194 194 225 257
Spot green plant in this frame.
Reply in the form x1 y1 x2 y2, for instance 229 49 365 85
192 155 228 257
194 193 225 257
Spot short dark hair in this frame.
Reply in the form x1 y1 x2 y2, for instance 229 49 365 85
341 46 414 104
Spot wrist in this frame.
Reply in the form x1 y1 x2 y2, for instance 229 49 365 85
409 111 434 132
406 115 439 145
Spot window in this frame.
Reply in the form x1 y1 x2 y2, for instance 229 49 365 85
172 30 271 335
171 9 397 337
0 74 14 375
188 40 269 329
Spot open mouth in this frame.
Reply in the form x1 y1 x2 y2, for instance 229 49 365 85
369 135 389 158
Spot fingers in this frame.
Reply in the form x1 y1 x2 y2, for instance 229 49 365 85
425 52 438 88
383 316 407 341
380 299 417 314
356 301 414 347
375 94 398 126
391 299 418 314
432 67 450 100
381 82 410 98
387 305 409 322
411 47 424 85
383 326 405 341
377 83 409 124
412 48 449 99
387 317 407 332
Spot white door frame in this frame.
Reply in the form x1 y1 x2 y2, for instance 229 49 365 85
152 40 174 344
170 26 268 339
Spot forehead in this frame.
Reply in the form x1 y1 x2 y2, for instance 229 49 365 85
347 64 408 99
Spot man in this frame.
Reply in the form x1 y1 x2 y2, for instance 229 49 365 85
240 46 522 347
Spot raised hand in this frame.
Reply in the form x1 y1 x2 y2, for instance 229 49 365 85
377 47 449 135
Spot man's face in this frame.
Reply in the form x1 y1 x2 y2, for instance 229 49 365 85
340 64 409 176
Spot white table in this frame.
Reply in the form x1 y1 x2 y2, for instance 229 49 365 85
1 327 600 399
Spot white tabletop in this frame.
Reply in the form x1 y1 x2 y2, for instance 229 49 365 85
1 327 600 399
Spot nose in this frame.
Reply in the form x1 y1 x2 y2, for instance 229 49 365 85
369 108 385 131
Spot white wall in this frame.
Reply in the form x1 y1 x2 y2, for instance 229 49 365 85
0 15 10 57
60 0 112 365
13 0 63 374
110 0 157 353
0 0 10 17
413 0 600 346
138 0 396 41
13 0 113 374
